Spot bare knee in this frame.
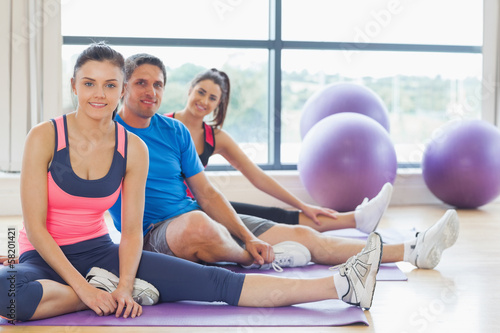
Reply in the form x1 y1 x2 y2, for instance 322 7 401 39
260 224 318 245
167 211 230 260
180 211 228 243
285 225 318 242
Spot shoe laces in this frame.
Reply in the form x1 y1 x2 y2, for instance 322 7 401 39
271 262 284 272
271 255 293 272
330 253 358 275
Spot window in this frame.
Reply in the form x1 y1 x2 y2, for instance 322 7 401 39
61 0 483 170
282 0 482 45
62 0 269 40
281 50 483 165
62 44 269 164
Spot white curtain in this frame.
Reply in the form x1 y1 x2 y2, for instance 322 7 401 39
0 0 62 172
483 0 500 126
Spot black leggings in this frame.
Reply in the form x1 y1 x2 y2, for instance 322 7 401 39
0 234 245 322
230 202 300 225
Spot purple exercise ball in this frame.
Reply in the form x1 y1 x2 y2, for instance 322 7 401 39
298 113 397 212
300 82 390 139
422 120 500 209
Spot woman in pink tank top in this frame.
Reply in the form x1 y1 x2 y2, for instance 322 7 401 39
13 42 149 319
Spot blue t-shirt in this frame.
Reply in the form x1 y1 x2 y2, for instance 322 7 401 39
109 113 204 235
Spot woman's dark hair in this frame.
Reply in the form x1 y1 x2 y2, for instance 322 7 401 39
73 41 125 79
190 68 230 129
72 42 125 118
124 53 167 85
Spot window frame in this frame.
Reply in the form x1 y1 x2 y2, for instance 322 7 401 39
62 0 484 171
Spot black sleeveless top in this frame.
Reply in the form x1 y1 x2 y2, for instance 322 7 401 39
165 112 215 167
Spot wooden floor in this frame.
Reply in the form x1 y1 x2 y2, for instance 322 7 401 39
1 203 500 332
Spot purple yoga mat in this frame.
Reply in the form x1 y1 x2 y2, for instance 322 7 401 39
2 228 411 327
226 262 406 281
1 300 367 327
324 227 416 244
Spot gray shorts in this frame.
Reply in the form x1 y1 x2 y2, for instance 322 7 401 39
143 212 277 256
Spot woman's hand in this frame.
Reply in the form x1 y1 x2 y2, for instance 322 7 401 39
112 286 143 319
78 284 118 317
0 255 19 266
79 282 143 318
300 204 339 226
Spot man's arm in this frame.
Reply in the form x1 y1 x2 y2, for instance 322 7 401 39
186 171 274 266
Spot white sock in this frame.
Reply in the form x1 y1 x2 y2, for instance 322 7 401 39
354 209 362 227
333 272 349 299
403 238 417 262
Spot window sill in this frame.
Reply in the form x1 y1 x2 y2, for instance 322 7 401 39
205 168 442 208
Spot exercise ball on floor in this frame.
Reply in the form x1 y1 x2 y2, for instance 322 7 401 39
300 82 390 139
298 112 397 212
422 119 500 209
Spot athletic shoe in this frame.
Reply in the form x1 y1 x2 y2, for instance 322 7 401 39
86 267 160 305
334 232 383 310
242 241 311 272
407 209 459 269
355 183 393 233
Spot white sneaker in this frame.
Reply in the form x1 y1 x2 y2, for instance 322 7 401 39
86 267 160 305
408 209 459 269
355 183 393 233
242 241 311 272
334 232 383 310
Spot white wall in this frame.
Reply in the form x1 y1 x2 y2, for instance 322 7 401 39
208 169 444 208
0 173 23 216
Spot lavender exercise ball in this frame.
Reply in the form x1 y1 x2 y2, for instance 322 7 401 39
300 82 390 139
422 120 500 208
298 113 397 212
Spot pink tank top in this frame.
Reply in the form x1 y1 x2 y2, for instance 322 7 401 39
18 115 127 255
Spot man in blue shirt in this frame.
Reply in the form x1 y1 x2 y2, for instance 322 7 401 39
109 53 459 271
109 54 281 268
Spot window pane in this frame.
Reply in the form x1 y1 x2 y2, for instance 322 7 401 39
281 50 483 164
282 0 482 45
62 45 269 164
62 0 269 40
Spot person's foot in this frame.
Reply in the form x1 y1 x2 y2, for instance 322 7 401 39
355 183 393 233
242 241 311 272
406 209 459 269
334 232 383 310
86 267 160 305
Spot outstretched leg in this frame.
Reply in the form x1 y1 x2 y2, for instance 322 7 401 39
300 182 393 234
298 212 356 232
233 183 393 234
239 232 383 310
92 233 384 310
258 223 402 265
259 209 459 268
